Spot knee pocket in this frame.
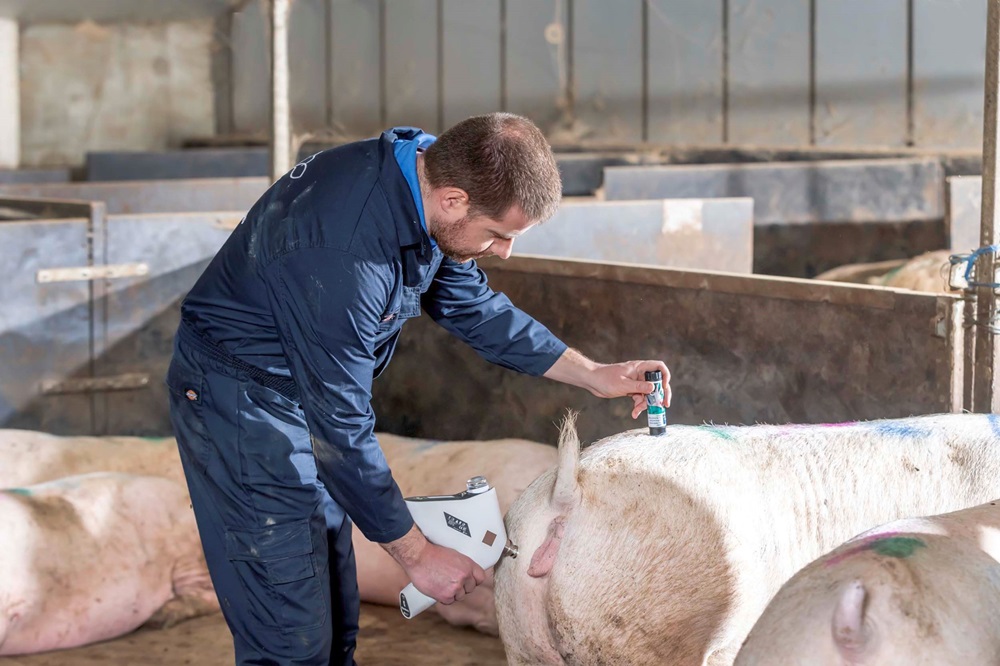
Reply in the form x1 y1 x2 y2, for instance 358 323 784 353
225 519 328 634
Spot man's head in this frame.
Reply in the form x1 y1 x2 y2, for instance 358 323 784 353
419 113 562 263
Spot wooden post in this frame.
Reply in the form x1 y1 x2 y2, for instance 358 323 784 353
0 18 19 169
974 0 1000 413
270 0 293 181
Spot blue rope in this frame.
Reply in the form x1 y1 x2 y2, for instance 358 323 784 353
957 244 1000 289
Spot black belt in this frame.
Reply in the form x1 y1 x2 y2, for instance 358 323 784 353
178 320 300 403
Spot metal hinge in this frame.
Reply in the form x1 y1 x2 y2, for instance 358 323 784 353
36 263 150 283
41 373 151 395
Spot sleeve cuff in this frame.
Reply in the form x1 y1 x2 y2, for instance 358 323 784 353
357 498 416 544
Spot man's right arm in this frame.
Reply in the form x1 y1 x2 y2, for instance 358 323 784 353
264 247 413 542
263 247 483 602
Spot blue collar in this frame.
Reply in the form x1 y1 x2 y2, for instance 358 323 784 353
391 127 438 248
378 128 436 287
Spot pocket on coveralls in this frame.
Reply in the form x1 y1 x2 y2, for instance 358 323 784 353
225 519 327 634
165 362 213 473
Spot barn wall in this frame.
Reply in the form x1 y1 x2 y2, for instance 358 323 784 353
19 19 216 167
227 0 987 150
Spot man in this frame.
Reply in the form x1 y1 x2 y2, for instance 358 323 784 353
166 112 671 665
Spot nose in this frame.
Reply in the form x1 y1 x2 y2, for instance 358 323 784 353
494 238 513 260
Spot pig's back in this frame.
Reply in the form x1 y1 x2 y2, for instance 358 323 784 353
548 414 1000 663
0 430 183 487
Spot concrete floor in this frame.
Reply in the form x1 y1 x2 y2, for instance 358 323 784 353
1 604 507 665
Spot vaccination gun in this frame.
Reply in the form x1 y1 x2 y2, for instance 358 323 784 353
399 475 518 619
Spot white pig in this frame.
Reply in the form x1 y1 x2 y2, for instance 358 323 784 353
495 413 1000 665
0 429 185 488
0 473 217 655
735 500 1000 665
815 250 953 293
0 428 555 636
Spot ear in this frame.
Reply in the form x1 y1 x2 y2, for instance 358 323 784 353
527 516 566 578
438 186 470 214
832 579 871 657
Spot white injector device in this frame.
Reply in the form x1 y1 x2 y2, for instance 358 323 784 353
399 475 518 619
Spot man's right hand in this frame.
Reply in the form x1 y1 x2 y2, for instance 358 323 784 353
380 524 486 604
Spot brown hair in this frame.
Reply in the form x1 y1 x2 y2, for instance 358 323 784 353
423 113 562 222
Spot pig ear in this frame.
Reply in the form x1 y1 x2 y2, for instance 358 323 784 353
832 579 870 656
527 516 565 578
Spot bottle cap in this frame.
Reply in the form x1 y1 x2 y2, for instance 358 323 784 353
645 370 662 382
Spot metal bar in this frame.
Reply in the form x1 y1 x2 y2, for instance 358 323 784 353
721 0 729 144
0 196 93 219
808 0 816 145
325 0 334 129
92 196 110 434
640 0 648 142
436 0 444 132
41 373 151 395
942 298 966 412
37 263 150 284
0 19 18 168
964 291 978 410
379 0 387 127
270 0 293 180
499 0 508 111
905 0 915 147
973 0 1000 413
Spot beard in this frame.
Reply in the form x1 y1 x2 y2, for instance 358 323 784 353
429 214 492 264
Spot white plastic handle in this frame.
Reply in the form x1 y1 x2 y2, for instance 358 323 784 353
399 583 436 619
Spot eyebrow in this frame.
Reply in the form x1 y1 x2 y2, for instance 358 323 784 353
491 229 523 241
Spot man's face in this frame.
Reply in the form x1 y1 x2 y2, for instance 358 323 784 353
430 204 536 264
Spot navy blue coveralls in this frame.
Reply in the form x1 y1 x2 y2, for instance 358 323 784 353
166 127 567 665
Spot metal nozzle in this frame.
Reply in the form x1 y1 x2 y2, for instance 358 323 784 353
503 540 519 559
466 475 489 493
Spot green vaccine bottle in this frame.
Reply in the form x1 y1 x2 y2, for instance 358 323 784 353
645 370 667 436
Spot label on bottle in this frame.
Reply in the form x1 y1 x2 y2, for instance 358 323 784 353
646 379 667 429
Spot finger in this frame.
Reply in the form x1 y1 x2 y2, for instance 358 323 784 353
472 565 486 586
631 394 645 419
663 380 673 408
454 588 466 602
630 380 655 395
635 360 670 381
463 579 477 595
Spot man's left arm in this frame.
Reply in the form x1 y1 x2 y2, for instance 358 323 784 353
422 258 671 418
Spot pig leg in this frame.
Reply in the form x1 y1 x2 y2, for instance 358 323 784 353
143 595 220 630
144 554 220 629
433 570 498 636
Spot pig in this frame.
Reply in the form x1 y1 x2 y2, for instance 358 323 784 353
495 412 1000 666
0 473 218 656
815 250 953 293
735 500 1000 665
0 429 184 488
0 428 556 636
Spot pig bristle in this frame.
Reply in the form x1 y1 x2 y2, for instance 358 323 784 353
551 410 581 512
